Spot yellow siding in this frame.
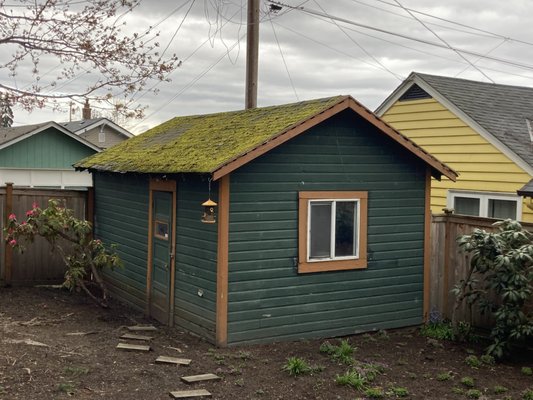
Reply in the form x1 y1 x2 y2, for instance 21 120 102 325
382 98 533 222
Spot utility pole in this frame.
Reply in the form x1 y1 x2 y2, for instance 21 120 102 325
245 0 260 109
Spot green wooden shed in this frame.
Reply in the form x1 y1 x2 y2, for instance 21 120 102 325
76 95 457 346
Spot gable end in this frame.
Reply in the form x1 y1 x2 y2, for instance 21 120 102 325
399 84 431 101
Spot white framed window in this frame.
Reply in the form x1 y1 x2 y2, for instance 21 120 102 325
447 190 522 220
298 191 368 273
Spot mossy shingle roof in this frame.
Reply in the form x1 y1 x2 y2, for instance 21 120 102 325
76 95 456 180
76 96 347 174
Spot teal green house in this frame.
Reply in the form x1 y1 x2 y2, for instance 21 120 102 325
77 96 456 346
0 121 100 188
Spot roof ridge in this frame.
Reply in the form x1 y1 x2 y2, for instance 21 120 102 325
413 71 533 92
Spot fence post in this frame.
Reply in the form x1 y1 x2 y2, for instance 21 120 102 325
4 182 13 286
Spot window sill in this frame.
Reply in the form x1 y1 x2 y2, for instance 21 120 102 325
298 258 367 273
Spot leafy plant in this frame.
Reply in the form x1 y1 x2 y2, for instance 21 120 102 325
480 354 495 365
436 371 453 381
523 389 533 400
320 340 356 364
5 200 122 307
460 377 475 388
282 357 311 376
420 321 454 340
465 355 482 368
493 385 508 394
522 367 533 376
364 387 385 399
466 389 482 399
64 366 89 377
388 387 409 397
454 220 533 358
58 382 76 393
335 370 367 389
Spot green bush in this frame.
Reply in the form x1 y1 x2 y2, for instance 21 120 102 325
465 355 482 368
466 389 482 399
460 377 475 388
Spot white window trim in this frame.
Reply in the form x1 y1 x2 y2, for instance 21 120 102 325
447 190 522 219
307 199 360 263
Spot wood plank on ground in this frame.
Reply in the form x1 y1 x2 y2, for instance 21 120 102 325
181 374 220 384
120 333 153 341
116 343 151 352
155 355 192 365
126 325 157 332
169 389 212 399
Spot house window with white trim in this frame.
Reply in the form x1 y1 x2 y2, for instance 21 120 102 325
298 191 368 273
448 190 521 220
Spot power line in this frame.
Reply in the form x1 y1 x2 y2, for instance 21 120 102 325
160 0 196 59
266 1 533 73
313 0 402 81
391 0 494 82
268 15 299 100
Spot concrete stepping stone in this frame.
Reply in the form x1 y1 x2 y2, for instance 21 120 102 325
181 374 220 384
120 333 153 341
169 389 212 398
155 355 191 365
126 325 157 332
116 343 151 352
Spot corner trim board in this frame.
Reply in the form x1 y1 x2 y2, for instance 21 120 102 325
423 168 431 320
216 174 230 347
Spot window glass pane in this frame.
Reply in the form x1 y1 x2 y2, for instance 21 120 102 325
309 202 332 259
335 201 356 257
454 197 480 216
488 199 517 219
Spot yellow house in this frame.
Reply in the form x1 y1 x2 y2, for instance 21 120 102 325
376 72 533 223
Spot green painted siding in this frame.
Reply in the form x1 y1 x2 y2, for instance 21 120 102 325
0 128 95 168
175 177 218 342
227 110 427 344
94 172 149 311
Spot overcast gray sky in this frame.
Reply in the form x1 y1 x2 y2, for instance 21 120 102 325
5 0 533 133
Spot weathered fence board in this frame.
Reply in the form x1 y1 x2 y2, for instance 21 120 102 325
430 214 533 328
1 186 88 285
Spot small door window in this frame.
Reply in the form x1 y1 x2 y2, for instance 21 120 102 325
154 220 169 240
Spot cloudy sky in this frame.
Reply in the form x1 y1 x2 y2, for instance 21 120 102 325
4 0 533 133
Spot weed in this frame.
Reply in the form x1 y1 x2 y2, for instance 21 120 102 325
63 366 89 377
255 389 265 395
480 354 495 365
0 386 5 394
460 377 475 388
377 330 390 340
363 363 386 382
362 333 377 343
234 378 244 387
58 382 76 393
465 355 482 369
523 389 533 400
466 389 482 399
406 372 417 380
364 386 385 399
235 351 252 360
493 385 508 394
436 371 453 381
397 359 408 366
336 370 367 389
282 357 311 376
522 367 533 376
452 387 464 395
420 321 454 340
388 387 409 397
320 340 356 365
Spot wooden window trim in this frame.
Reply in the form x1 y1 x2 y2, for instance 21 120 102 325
298 191 368 273
154 219 169 240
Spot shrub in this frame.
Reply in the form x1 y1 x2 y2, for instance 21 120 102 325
493 385 508 394
420 321 454 340
437 371 453 381
455 220 533 358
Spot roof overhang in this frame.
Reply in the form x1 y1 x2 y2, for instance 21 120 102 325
73 118 134 138
0 121 102 152
212 96 458 182
375 72 533 177
517 179 533 197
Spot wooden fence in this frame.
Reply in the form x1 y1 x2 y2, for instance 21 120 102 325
1 184 90 286
430 213 533 327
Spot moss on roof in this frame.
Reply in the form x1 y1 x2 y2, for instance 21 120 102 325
76 96 347 174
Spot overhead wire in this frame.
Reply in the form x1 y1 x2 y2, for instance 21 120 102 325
268 14 299 100
391 0 494 82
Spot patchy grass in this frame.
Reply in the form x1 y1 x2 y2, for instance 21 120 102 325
320 339 356 365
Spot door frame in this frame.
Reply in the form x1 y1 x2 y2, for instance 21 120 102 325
146 178 177 326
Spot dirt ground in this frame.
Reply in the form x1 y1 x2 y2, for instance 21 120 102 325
0 287 532 400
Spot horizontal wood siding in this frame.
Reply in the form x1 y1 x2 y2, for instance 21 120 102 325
381 98 533 222
94 172 149 311
0 128 96 169
227 110 427 344
175 177 217 342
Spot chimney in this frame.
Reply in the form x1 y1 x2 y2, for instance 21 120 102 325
82 99 91 120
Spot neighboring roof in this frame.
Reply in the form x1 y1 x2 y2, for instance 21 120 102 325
0 121 102 152
76 95 457 181
376 72 533 176
517 179 533 197
61 117 134 138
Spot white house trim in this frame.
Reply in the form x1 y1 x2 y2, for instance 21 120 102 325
73 118 134 138
0 168 93 188
375 73 533 177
